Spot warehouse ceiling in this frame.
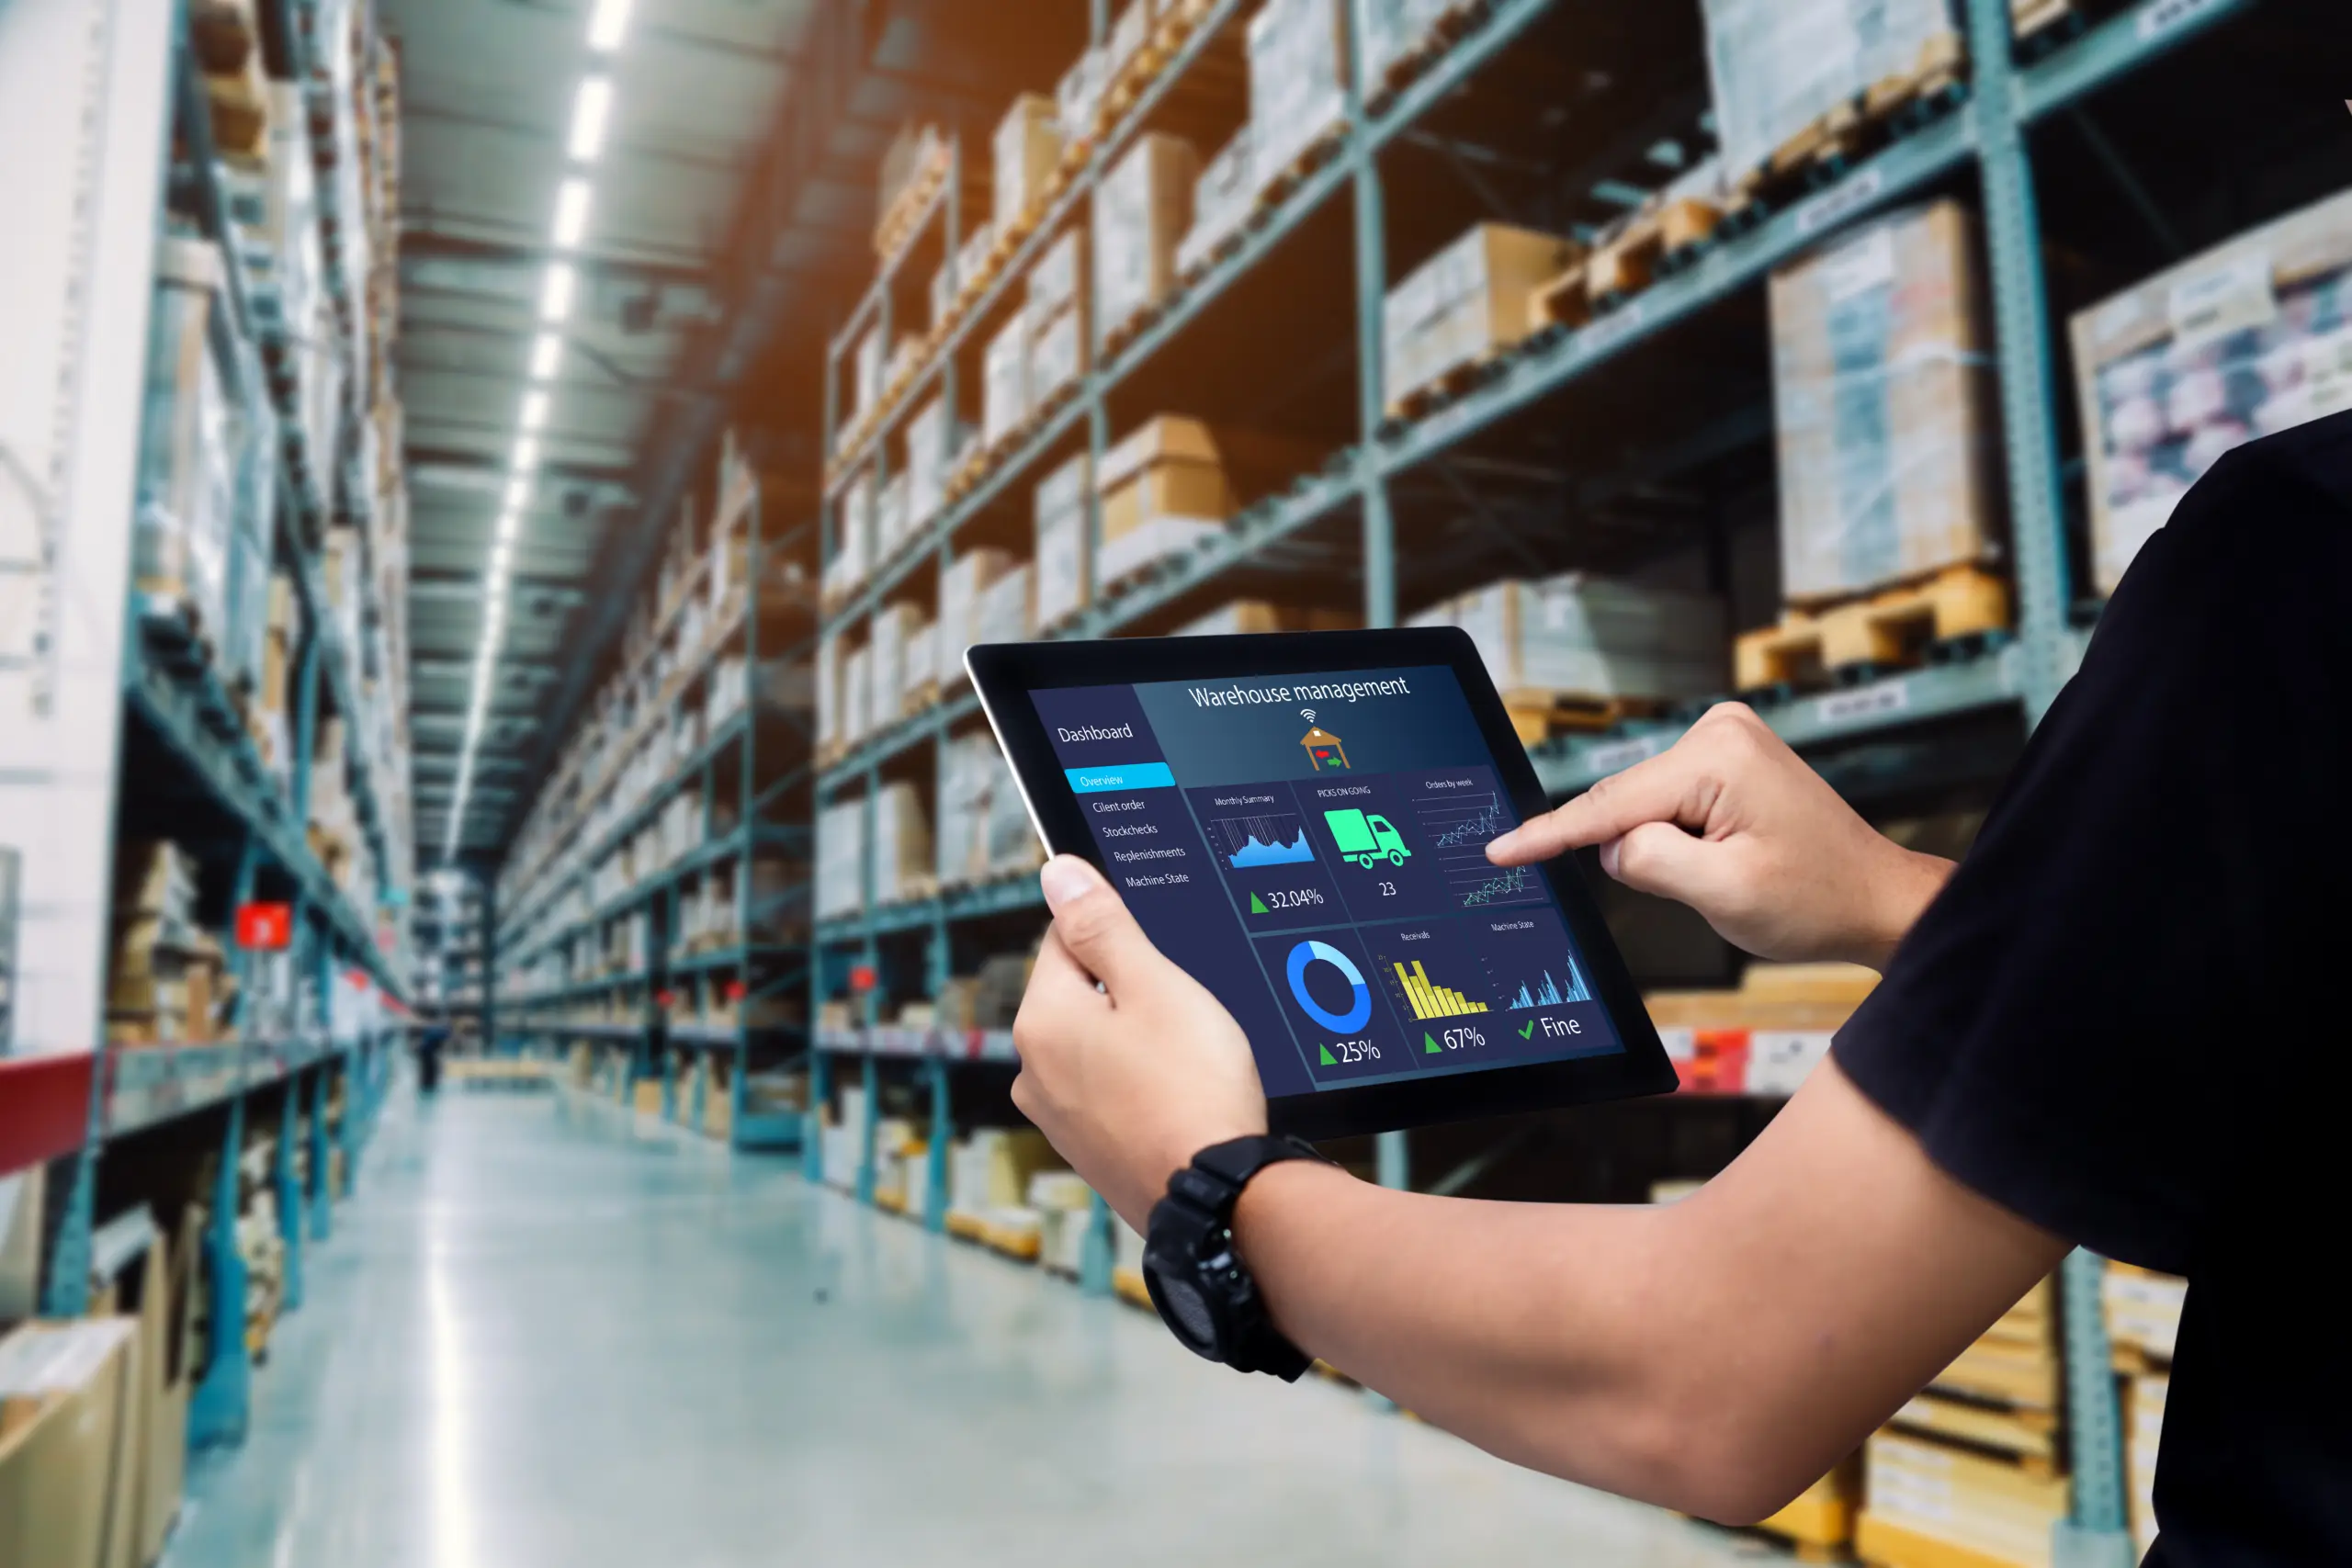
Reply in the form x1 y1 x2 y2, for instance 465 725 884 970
388 0 1092 872
386 0 819 863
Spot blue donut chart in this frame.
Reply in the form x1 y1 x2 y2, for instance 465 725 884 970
1284 940 1373 1034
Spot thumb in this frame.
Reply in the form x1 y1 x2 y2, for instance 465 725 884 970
1600 820 1739 909
1039 855 1157 996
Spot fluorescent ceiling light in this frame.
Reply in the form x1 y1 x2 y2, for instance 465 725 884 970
552 177 593 248
496 510 522 543
503 478 530 512
586 0 631 51
529 332 563 380
519 390 549 432
569 77 613 162
538 263 577 323
512 436 540 473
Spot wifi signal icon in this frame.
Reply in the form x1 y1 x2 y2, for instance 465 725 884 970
1300 707 1316 722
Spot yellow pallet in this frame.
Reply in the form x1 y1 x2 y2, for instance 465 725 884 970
944 1211 987 1243
1111 1265 1152 1309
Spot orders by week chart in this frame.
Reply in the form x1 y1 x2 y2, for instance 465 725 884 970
1032 666 1619 1098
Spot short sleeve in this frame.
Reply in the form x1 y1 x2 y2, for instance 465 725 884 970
1831 437 2352 1276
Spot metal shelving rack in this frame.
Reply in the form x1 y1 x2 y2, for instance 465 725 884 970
0 0 408 1451
490 474 817 1150
797 0 2265 1557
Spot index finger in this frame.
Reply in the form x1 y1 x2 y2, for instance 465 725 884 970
1487 732 1724 865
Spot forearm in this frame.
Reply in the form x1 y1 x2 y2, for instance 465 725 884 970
1232 1162 1736 1514
1851 847 1957 970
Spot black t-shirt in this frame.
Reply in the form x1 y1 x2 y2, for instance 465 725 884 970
1834 409 2352 1566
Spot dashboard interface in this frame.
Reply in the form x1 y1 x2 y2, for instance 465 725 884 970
1030 665 1625 1100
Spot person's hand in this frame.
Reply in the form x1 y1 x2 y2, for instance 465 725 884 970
1487 703 1952 968
1012 856 1268 1228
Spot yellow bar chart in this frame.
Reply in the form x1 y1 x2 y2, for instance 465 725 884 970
1390 959 1489 1020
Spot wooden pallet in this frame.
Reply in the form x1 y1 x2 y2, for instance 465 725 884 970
874 151 948 261
1735 566 2010 692
1382 346 1509 423
1499 688 1666 747
1111 1264 1152 1309
1364 0 1495 112
1531 201 1717 329
2011 0 2104 56
1722 33 1969 231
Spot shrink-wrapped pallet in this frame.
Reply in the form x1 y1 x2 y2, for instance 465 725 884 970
938 548 1017 691
1769 200 2001 604
816 797 865 921
1360 0 1454 89
1178 126 1255 278
907 395 953 531
138 235 238 637
1408 576 1726 700
868 603 922 732
982 305 1030 450
1029 303 1086 410
1246 0 1348 192
1700 0 1961 184
1092 133 1198 342
1383 223 1576 412
2070 186 2352 595
873 780 933 904
1034 453 1093 627
936 732 1041 887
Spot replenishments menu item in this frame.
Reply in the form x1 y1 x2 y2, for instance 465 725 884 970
1031 665 1623 1100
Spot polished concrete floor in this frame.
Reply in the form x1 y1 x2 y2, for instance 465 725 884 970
165 1085 1770 1568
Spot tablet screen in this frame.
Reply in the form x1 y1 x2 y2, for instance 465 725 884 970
1029 664 1627 1100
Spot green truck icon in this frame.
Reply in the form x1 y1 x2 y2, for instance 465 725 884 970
1324 808 1410 868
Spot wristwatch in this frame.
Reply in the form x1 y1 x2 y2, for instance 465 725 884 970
1142 1134 1329 1380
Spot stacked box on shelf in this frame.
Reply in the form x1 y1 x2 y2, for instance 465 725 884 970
107 841 224 1045
2127 1364 2165 1559
936 548 1019 693
823 468 875 610
995 93 1063 237
0 1318 147 1568
1093 133 1198 346
1360 0 1457 91
137 235 238 644
1408 575 1726 722
1860 1276 2069 1568
1245 0 1348 194
1028 228 1089 411
906 396 956 534
1030 1170 1098 1277
2104 1260 2184 1370
982 306 1031 452
1174 600 1359 636
1034 453 1092 628
868 604 922 734
871 781 933 904
1769 200 2004 605
2069 185 2352 596
1699 0 1962 190
1178 125 1254 278
947 1126 1063 1235
1095 415 1229 589
936 732 1046 889
1057 41 1107 152
1384 223 1577 412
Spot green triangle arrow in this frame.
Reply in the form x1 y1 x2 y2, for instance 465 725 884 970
1425 1032 1442 1054
1250 892 1269 915
1318 1044 1338 1066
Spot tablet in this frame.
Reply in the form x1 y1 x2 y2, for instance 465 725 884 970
967 627 1679 1140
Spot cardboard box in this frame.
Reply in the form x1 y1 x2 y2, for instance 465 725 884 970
866 604 922 735
1173 600 1359 637
1095 416 1230 585
1384 222 1576 411
1770 200 2001 604
1361 0 1454 86
906 395 953 531
1246 0 1348 191
0 1318 141 1568
1092 133 1198 340
874 781 932 903
982 306 1030 449
816 797 865 922
1057 46 1106 143
994 93 1062 231
1860 1430 2068 1568
2069 185 2352 594
938 548 1016 689
1034 454 1093 626
119 1231 188 1565
902 618 936 709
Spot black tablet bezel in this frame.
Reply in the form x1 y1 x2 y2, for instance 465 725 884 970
967 627 1679 1141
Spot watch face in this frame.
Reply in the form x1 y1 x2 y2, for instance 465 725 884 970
1152 1270 1217 1353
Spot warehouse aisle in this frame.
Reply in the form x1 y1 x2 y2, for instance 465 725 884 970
164 1089 1762 1568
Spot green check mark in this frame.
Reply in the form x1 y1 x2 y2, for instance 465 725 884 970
1517 1021 1536 1039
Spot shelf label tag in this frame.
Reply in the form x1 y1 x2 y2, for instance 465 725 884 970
1795 166 1886 239
2134 0 2230 43
236 902 293 951
1815 681 1911 726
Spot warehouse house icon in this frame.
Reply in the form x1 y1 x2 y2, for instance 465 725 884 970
1299 723 1350 771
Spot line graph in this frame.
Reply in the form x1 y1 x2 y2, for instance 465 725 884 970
1207 811 1316 868
1412 783 1544 910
